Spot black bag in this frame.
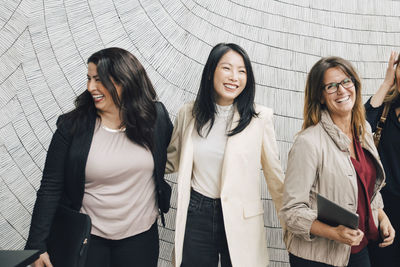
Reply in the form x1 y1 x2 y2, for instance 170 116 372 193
47 205 91 267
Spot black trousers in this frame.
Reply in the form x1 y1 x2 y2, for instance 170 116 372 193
289 246 371 267
85 222 159 267
369 191 400 267
180 189 232 267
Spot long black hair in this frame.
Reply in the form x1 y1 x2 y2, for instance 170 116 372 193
63 47 157 150
193 43 257 137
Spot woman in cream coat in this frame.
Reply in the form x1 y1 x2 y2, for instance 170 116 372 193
166 43 284 267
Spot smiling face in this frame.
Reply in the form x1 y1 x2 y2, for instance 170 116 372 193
321 67 356 121
87 62 121 115
213 50 247 106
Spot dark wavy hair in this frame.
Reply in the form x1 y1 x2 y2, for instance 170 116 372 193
193 43 257 137
63 47 157 150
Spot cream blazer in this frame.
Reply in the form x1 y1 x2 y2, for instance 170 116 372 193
166 102 284 267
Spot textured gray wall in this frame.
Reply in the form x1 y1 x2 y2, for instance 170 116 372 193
1 0 400 266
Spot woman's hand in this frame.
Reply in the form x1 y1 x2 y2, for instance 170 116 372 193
371 51 399 107
378 210 395 248
32 252 53 267
333 225 364 246
383 51 399 88
310 220 363 246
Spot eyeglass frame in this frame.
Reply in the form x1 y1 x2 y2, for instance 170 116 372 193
323 77 355 94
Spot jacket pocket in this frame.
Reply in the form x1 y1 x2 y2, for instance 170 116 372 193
187 196 200 214
243 200 264 219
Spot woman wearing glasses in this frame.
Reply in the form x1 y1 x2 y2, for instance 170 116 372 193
280 56 394 267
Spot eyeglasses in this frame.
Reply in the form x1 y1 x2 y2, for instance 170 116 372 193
323 78 354 94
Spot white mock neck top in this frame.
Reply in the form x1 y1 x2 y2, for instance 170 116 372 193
191 104 233 198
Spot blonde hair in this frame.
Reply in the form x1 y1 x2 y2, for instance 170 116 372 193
302 56 366 142
384 54 400 103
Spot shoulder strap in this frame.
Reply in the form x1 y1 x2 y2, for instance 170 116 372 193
373 101 391 147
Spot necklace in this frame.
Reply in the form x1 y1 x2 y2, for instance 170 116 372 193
100 124 126 133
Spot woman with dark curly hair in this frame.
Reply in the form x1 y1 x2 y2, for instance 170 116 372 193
26 47 172 267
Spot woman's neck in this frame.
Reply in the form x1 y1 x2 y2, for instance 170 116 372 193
98 110 123 130
330 112 357 159
331 113 353 140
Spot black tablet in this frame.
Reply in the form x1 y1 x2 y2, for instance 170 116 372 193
317 193 359 230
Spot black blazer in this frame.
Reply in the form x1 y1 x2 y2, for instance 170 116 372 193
26 101 173 252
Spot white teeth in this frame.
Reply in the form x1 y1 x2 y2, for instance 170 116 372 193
225 84 237 89
93 95 104 100
336 96 350 103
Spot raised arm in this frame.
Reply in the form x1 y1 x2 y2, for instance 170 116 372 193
370 51 398 107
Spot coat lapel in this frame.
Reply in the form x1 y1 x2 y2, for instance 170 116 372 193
178 117 195 195
72 115 96 209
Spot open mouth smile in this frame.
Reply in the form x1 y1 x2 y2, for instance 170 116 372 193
224 83 238 91
92 94 104 102
335 96 350 103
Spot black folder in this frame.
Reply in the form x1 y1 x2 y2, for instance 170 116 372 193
317 193 359 230
47 205 91 267
0 250 40 267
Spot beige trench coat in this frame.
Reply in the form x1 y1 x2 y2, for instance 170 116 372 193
279 110 385 266
166 103 284 267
